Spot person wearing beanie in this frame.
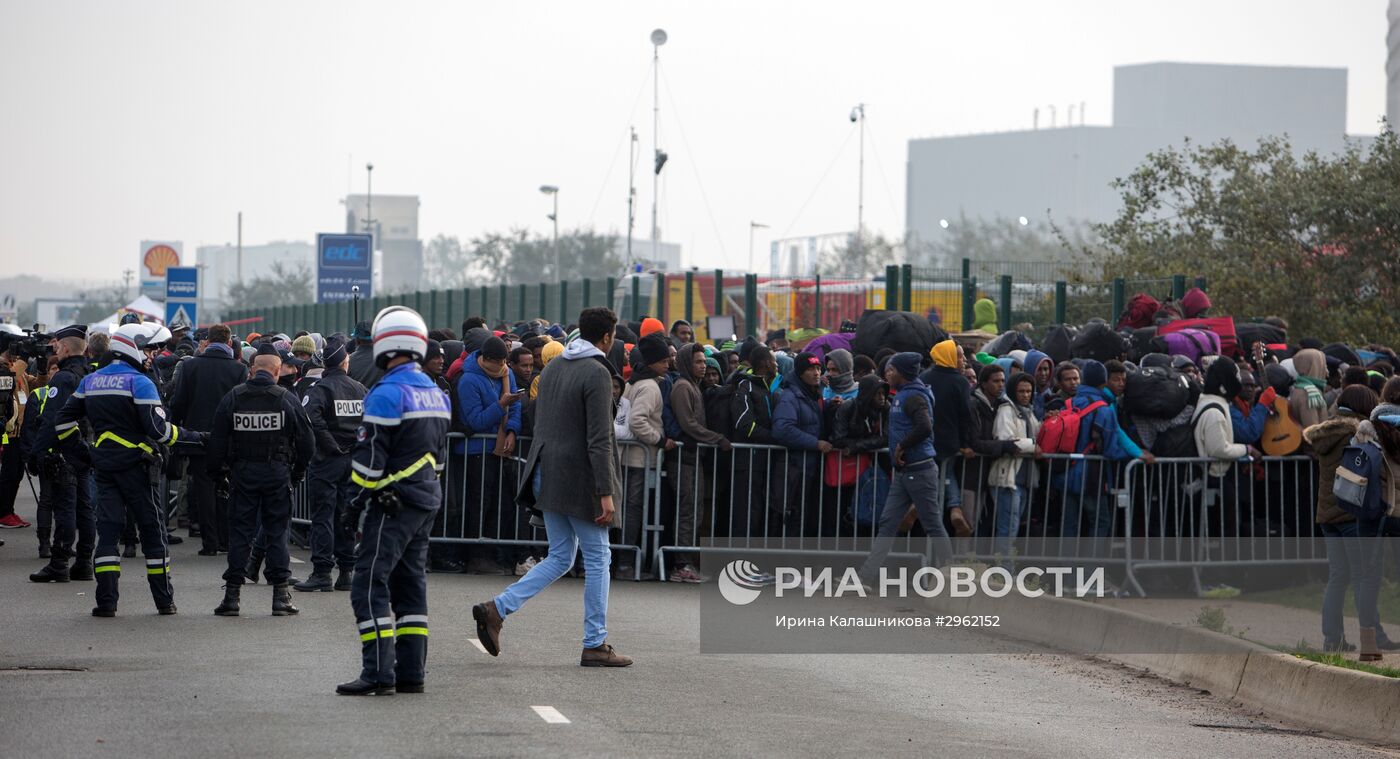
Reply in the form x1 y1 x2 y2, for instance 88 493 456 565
420 339 449 394
449 334 524 576
291 335 318 360
857 350 950 585
737 336 761 366
667 342 731 581
702 355 722 389
771 350 833 537
617 332 675 576
639 317 665 338
530 340 564 401
1064 358 1147 539
1180 287 1211 319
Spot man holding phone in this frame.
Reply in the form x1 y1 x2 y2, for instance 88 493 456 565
453 336 524 575
473 307 631 667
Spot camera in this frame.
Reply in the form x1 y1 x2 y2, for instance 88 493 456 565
0 331 50 362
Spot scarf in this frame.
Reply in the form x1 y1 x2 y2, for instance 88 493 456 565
477 355 508 380
1295 375 1327 410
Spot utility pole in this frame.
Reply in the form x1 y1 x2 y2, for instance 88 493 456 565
121 269 134 301
627 126 637 266
850 103 866 245
650 29 667 266
540 185 560 283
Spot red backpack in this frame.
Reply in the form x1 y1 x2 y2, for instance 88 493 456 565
1036 399 1106 455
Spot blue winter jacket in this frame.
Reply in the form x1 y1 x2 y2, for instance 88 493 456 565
1230 400 1268 446
1064 384 1134 494
772 375 824 452
453 351 522 455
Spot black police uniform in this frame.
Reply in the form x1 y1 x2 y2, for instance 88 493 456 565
206 369 314 613
20 385 54 552
339 361 449 694
298 365 367 588
28 354 97 581
52 355 198 615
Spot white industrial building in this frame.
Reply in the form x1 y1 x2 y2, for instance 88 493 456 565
905 62 1364 253
345 194 422 294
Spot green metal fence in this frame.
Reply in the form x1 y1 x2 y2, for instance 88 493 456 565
220 263 1203 340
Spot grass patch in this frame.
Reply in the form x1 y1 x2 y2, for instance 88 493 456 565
1243 581 1400 626
1291 650 1400 679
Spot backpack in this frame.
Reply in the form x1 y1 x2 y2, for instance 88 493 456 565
1149 405 1222 458
1333 442 1386 521
1124 366 1190 419
1037 399 1106 455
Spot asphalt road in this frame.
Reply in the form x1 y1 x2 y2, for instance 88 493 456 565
0 488 1388 758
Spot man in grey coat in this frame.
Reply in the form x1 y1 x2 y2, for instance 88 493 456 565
472 307 633 667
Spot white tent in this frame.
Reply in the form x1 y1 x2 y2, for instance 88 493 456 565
88 295 166 332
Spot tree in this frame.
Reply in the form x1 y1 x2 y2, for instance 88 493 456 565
224 261 314 309
907 214 1092 274
1081 131 1400 343
816 233 901 278
444 227 623 287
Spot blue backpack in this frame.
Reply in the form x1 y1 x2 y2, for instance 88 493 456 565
1333 441 1387 521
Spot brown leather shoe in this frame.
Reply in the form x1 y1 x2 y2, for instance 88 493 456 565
580 643 633 667
472 600 503 657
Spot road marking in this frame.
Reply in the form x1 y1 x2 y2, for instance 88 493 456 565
531 706 570 724
290 556 305 564
468 639 488 655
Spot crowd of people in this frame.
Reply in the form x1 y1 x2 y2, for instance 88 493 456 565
3 284 1400 663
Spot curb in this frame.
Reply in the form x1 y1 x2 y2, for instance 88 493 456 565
924 591 1400 745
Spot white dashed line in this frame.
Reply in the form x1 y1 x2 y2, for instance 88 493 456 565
531 706 570 724
468 639 488 655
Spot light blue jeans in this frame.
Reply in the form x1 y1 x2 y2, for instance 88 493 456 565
992 486 1023 568
493 509 612 649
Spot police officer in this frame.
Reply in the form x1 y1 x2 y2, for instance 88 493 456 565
207 344 314 617
28 325 97 583
295 336 366 593
336 307 449 696
50 322 202 617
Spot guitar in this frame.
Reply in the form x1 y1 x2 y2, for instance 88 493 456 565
1261 395 1303 456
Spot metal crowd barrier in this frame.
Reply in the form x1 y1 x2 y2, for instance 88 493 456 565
1120 455 1322 596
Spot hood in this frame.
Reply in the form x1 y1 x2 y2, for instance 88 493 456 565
853 373 886 411
826 348 855 394
1181 287 1211 318
462 327 493 355
1024 349 1052 378
561 339 604 361
540 340 563 368
1293 348 1327 381
1353 419 1380 447
676 343 703 383
1304 415 1362 455
993 357 1017 377
1008 349 1028 367
972 298 998 331
930 339 960 369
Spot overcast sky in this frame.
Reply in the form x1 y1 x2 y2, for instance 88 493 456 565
0 0 1388 283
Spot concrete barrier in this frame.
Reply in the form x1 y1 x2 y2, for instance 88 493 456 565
926 591 1400 745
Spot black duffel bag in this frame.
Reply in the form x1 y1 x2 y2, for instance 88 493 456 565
1124 365 1191 419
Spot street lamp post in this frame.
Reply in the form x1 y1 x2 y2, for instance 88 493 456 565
850 103 865 244
540 185 560 283
365 163 375 250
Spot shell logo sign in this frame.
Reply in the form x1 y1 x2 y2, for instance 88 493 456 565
143 244 180 276
139 240 183 298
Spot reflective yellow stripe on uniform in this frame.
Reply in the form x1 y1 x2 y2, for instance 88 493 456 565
95 565 121 573
350 453 437 491
359 629 395 642
94 431 154 454
395 627 429 637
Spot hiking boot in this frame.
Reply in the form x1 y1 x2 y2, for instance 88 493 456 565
335 678 394 696
334 569 353 591
668 564 706 583
68 561 94 581
214 585 240 617
580 642 633 667
472 600 503 656
157 604 178 616
272 585 299 616
293 572 335 592
29 563 70 583
91 606 116 618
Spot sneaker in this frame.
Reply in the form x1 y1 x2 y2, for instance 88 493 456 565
668 565 706 583
514 556 539 576
0 514 31 529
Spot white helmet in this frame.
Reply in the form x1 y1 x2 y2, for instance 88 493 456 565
110 323 151 363
137 323 172 351
372 306 428 368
